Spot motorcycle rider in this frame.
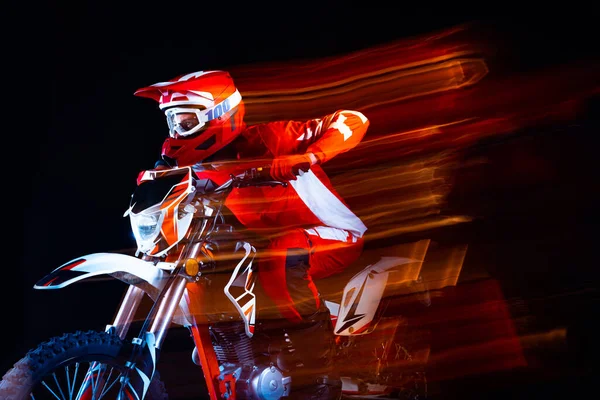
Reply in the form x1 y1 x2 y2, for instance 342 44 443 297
134 70 369 399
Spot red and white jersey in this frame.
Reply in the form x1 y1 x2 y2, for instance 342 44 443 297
197 109 370 241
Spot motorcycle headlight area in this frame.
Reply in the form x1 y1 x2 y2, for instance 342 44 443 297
130 205 195 255
130 209 165 252
127 167 198 255
133 211 162 239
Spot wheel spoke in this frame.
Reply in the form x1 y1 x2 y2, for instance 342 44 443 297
98 367 118 399
52 372 68 400
41 380 63 400
65 365 72 400
90 364 100 399
98 368 121 399
70 363 82 400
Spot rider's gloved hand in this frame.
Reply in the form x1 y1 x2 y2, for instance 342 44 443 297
271 153 316 181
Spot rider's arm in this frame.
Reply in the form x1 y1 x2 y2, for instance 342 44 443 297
297 110 370 165
264 110 369 181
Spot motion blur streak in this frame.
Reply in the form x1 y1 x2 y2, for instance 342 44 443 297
133 23 599 392
422 244 468 290
240 57 488 123
224 24 580 383
233 27 489 124
519 328 567 351
332 151 467 239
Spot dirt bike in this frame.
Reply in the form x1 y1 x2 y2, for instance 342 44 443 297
1 164 431 400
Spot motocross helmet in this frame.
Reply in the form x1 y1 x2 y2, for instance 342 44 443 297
134 70 246 167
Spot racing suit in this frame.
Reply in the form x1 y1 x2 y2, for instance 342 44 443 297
159 109 369 396
228 110 368 320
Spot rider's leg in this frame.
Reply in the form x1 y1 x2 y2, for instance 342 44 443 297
257 227 364 399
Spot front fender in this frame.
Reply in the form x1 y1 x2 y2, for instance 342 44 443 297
34 252 174 290
34 252 194 327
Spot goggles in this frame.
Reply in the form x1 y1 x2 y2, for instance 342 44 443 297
165 90 242 138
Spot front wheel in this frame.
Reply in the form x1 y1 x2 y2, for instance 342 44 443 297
0 330 168 400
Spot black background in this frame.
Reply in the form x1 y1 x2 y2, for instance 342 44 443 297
7 2 599 399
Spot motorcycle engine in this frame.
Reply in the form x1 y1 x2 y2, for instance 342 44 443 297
211 322 291 400
219 363 291 400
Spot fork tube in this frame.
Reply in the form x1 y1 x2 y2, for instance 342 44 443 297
149 276 188 348
110 285 145 339
75 285 145 400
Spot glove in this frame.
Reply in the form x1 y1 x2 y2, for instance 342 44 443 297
270 153 313 181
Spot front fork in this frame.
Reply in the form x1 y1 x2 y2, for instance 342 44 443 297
117 274 189 399
76 274 189 400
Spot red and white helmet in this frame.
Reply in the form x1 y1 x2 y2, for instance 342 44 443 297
134 70 246 166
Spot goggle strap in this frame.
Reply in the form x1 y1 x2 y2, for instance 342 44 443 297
204 90 242 122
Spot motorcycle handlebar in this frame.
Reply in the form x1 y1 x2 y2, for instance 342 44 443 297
235 162 312 188
251 162 311 178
